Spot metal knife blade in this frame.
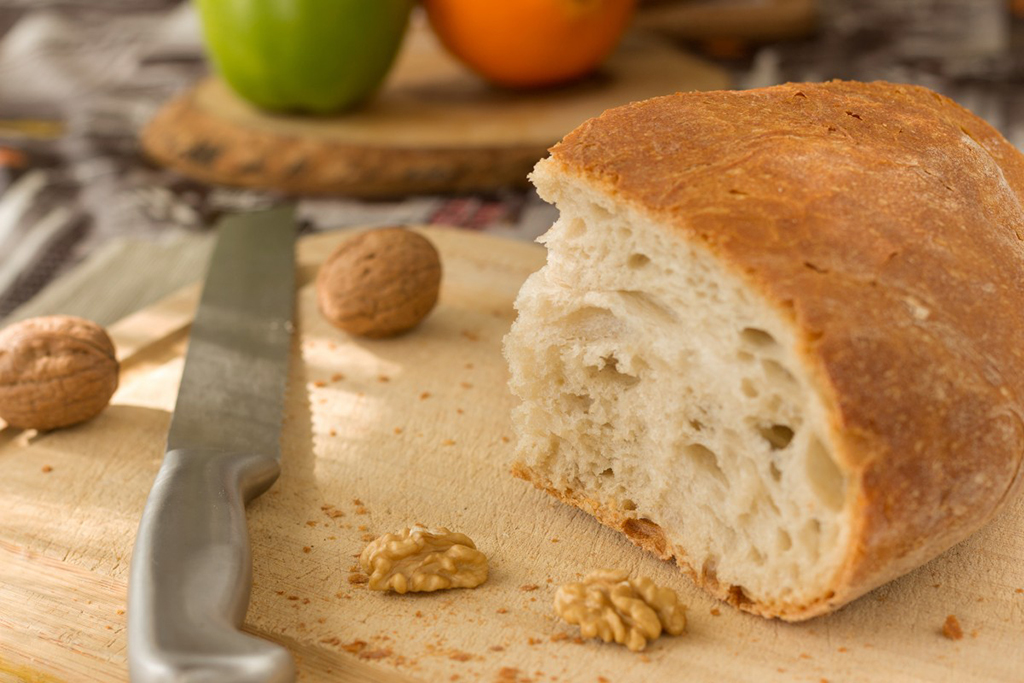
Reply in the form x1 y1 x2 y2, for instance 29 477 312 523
166 205 295 456
128 205 298 683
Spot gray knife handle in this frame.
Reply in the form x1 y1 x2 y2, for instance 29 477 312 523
128 449 295 683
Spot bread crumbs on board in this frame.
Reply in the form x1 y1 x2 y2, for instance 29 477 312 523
496 667 525 682
41 465 53 473
943 614 964 640
341 640 366 653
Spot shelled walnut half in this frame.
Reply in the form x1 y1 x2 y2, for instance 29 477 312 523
555 568 687 651
359 525 488 594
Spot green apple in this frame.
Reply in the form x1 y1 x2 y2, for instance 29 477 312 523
196 0 414 114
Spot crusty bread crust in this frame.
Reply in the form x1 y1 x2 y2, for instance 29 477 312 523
528 80 1024 619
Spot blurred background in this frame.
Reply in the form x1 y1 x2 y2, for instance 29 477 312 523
0 0 1020 326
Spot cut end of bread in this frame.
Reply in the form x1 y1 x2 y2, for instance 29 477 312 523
505 158 853 620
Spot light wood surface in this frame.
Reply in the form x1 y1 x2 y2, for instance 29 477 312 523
1 228 1023 683
141 28 730 196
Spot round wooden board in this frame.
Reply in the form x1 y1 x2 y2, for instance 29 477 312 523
141 28 730 197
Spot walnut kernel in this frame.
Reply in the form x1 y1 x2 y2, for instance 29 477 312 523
554 568 686 651
0 315 119 430
359 525 487 593
316 227 441 338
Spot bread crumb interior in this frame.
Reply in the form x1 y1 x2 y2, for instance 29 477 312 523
505 161 852 607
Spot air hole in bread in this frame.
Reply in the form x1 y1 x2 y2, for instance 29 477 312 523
560 306 618 336
762 359 797 386
617 290 677 323
741 327 777 348
563 393 594 412
689 419 705 432
777 528 793 551
806 437 845 511
759 424 795 450
728 584 753 607
587 354 640 388
600 467 614 477
591 203 613 221
701 556 719 583
566 217 586 238
621 499 637 511
628 253 651 269
800 518 822 560
681 443 728 487
769 461 783 482
741 378 759 398
622 518 667 554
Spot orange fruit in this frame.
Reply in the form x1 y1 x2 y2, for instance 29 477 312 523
423 0 638 88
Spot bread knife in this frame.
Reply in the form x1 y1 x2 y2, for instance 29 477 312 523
128 206 297 683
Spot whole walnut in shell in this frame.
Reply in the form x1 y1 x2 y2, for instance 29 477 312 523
316 227 441 338
0 315 119 430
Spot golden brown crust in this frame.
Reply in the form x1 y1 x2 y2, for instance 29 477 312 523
544 80 1024 617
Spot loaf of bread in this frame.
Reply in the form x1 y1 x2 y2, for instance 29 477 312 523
504 81 1024 620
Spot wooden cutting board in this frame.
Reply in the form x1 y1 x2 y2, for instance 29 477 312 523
141 26 730 197
1 228 1022 683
